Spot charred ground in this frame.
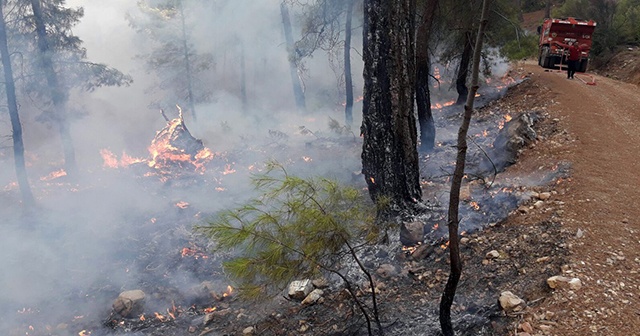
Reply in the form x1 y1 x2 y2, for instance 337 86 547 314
6 54 640 336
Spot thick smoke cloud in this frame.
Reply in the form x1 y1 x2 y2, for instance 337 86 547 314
1 0 365 333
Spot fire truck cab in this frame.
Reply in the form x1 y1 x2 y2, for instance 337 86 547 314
538 17 597 72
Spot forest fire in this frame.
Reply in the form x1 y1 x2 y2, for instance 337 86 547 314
39 168 66 181
100 149 145 168
146 113 214 174
100 109 216 176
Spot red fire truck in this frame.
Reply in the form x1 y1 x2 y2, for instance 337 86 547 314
538 17 597 72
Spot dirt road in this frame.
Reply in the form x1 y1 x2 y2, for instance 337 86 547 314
507 62 640 335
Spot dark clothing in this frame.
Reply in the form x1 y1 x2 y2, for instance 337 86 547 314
555 42 583 78
567 60 579 79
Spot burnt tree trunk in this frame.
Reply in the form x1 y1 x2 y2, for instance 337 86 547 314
344 0 355 126
178 0 197 121
0 1 35 207
416 0 439 153
362 0 421 215
30 0 77 177
439 0 490 334
455 30 473 105
280 1 306 113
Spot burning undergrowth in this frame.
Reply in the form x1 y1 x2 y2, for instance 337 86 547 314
416 71 569 245
1 69 573 336
2 106 364 336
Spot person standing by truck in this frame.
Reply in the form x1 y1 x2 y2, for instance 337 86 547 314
554 41 582 79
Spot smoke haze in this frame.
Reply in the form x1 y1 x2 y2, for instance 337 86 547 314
1 0 365 333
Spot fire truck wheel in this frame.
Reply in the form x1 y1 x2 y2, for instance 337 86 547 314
578 59 588 72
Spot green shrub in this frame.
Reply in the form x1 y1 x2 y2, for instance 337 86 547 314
198 160 382 299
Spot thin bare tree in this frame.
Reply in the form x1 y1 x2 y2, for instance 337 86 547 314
30 0 77 177
416 0 439 153
439 0 490 334
0 0 34 207
281 1 307 113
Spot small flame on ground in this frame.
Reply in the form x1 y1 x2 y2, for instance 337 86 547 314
176 201 189 209
470 201 480 211
302 156 312 162
498 114 513 130
402 245 417 253
154 312 166 322
78 331 91 336
139 314 146 321
369 177 375 184
431 100 456 109
181 246 209 259
441 241 450 249
101 149 145 168
204 306 217 313
222 164 236 175
223 285 234 298
40 169 67 181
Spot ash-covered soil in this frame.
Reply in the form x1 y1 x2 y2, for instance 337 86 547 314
9 57 640 336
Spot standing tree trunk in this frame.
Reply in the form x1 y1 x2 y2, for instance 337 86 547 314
344 0 355 126
545 0 551 18
415 0 439 153
0 1 34 207
178 0 197 121
455 30 473 105
280 1 306 113
30 0 77 177
362 0 421 215
240 40 248 114
439 0 490 334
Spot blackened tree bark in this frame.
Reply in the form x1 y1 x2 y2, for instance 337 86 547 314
30 0 77 177
454 30 473 105
344 0 355 126
281 1 307 113
416 0 439 153
0 0 34 207
439 0 490 334
362 0 421 214
178 0 197 120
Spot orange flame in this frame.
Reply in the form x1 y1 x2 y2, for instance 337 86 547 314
470 201 480 211
40 169 67 181
223 285 234 298
147 118 215 173
176 201 189 209
222 164 236 175
154 312 166 322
